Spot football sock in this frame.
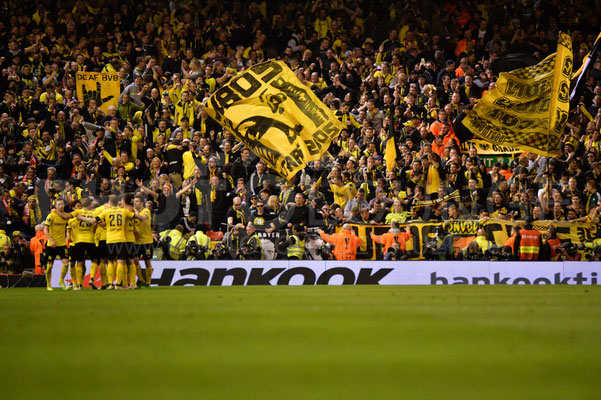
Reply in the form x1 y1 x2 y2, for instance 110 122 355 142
89 262 98 285
45 264 53 287
116 263 125 286
60 263 68 283
107 261 116 285
136 264 145 285
145 266 153 286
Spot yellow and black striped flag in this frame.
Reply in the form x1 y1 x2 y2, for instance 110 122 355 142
462 32 572 156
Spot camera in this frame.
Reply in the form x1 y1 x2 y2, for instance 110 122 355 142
210 242 228 260
317 242 334 260
484 245 513 261
559 242 578 258
185 241 208 260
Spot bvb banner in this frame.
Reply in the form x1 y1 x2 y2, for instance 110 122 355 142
462 32 572 156
76 72 120 114
346 219 597 260
204 60 345 181
460 139 522 155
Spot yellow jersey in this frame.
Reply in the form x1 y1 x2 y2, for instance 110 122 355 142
94 204 110 242
134 208 153 245
71 209 96 244
67 218 78 246
125 212 136 243
45 211 69 247
97 206 134 244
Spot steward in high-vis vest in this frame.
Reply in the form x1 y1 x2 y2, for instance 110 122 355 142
158 225 186 260
515 218 542 261
242 223 263 260
370 221 412 257
319 223 363 261
186 225 211 260
540 226 561 261
283 224 306 260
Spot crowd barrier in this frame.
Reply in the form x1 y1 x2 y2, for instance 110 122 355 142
49 260 601 287
255 219 599 260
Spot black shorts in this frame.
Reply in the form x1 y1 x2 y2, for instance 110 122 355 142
92 240 108 261
71 242 96 262
46 246 68 262
107 242 128 260
136 243 154 260
125 242 136 259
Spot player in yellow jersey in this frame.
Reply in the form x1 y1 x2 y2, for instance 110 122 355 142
96 195 136 289
92 201 111 289
66 209 80 290
122 193 140 288
43 198 71 291
133 195 154 287
69 198 97 290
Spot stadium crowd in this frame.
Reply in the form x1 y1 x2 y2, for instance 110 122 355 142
0 0 601 274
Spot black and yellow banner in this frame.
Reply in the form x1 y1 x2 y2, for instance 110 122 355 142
462 32 572 156
460 139 522 155
204 60 344 181
346 219 598 260
76 72 120 114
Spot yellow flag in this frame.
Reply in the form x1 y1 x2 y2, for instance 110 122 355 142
204 60 345 181
384 135 396 172
76 72 120 114
462 32 572 156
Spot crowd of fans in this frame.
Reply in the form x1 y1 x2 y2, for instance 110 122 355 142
0 0 601 271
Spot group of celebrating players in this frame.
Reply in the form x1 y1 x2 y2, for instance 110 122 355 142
43 194 154 291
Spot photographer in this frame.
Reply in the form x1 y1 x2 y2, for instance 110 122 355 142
423 226 455 260
241 223 263 260
384 241 403 261
10 230 34 273
222 223 245 260
185 224 211 260
279 224 306 260
157 225 186 260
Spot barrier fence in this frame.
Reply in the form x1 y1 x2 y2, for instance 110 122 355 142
49 260 601 287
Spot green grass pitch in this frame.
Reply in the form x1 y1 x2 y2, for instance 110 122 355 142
1 285 600 399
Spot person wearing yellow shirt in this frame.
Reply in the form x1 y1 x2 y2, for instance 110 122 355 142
96 195 137 289
327 175 354 209
92 202 110 289
133 195 154 287
68 198 97 290
121 194 141 288
43 198 72 291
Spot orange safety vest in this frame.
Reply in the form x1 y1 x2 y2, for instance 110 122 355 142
519 229 541 261
29 230 48 274
371 231 412 255
547 238 562 261
320 229 363 260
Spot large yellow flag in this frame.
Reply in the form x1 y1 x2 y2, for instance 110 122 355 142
462 32 572 156
204 60 345 181
76 72 120 114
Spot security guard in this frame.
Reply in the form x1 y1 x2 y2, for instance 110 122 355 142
285 224 306 260
318 223 363 260
186 224 211 260
158 225 186 260
242 223 263 260
515 218 542 261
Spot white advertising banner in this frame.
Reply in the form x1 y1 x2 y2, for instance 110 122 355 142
50 260 601 287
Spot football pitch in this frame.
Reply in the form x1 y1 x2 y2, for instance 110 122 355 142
1 285 600 400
